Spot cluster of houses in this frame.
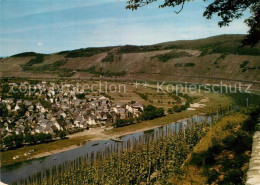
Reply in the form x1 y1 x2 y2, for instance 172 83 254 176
0 82 144 140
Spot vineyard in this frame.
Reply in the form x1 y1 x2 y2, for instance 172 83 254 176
15 114 215 185
10 104 259 185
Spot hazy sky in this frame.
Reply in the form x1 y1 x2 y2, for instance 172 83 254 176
0 0 250 56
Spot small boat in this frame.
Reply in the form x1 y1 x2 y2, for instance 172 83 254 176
53 157 57 160
92 143 99 146
104 142 110 145
110 138 123 142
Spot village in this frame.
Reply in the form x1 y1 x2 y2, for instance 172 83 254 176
0 81 144 151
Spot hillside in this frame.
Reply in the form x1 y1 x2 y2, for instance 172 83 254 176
1 34 260 86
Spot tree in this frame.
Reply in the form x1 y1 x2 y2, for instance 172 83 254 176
3 135 14 148
17 104 28 117
173 105 182 112
167 108 173 114
0 103 8 117
13 134 24 147
155 107 164 117
59 131 67 139
140 105 165 120
25 133 34 144
126 0 260 47
2 84 10 94
38 133 49 143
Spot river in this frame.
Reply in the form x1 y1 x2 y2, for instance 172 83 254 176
1 114 217 184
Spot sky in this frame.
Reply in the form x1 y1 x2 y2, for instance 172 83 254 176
0 0 250 56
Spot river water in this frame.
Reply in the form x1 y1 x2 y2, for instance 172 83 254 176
1 114 216 184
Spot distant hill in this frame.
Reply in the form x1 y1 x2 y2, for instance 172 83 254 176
1 34 260 86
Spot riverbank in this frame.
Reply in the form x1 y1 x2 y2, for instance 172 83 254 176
1 93 232 167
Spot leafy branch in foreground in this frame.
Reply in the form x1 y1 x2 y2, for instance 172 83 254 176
126 0 260 47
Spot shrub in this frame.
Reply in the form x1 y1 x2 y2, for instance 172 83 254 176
184 62 196 67
59 131 67 139
240 61 249 68
102 52 114 62
114 119 134 128
204 169 219 184
222 169 243 184
155 51 191 62
167 108 173 114
64 47 112 58
22 54 44 70
140 105 164 121
12 52 41 57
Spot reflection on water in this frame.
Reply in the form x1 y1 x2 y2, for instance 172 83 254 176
1 114 217 184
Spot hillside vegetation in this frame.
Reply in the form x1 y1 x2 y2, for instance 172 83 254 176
168 106 260 184
1 34 260 84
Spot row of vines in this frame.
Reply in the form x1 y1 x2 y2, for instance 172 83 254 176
14 114 220 185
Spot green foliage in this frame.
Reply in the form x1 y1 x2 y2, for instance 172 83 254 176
173 105 186 112
199 48 209 57
167 108 173 114
58 131 67 139
21 59 75 77
17 104 28 117
114 119 134 128
11 52 42 57
63 47 112 58
35 133 52 143
118 45 160 53
216 53 228 61
22 54 44 70
183 62 195 67
135 91 148 101
227 92 260 107
240 60 249 68
57 69 75 77
39 99 52 109
76 93 85 99
203 169 219 184
3 135 15 148
140 105 164 121
13 134 24 147
25 134 35 144
1 84 10 93
102 52 114 62
0 103 8 117
85 66 126 77
222 169 244 184
28 61 66 72
154 51 191 62
2 132 52 149
173 62 195 67
200 42 260 56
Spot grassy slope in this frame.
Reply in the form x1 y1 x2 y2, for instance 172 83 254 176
1 34 260 83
